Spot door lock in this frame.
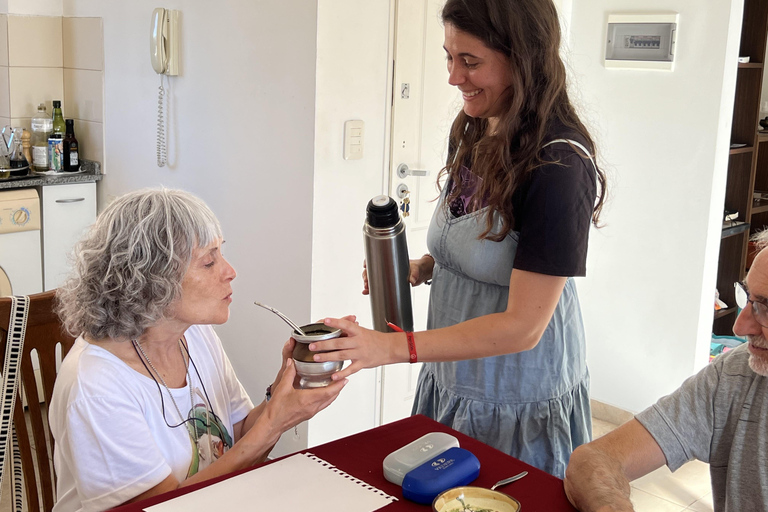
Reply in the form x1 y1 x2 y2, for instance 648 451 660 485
397 164 430 179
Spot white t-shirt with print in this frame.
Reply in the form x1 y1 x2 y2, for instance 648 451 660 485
49 325 254 512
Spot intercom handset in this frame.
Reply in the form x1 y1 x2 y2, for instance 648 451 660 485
150 8 179 167
150 8 179 76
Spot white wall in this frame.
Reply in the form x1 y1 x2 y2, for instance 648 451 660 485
62 0 320 454
569 0 742 412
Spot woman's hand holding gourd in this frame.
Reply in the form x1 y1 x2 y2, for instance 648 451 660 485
264 358 347 434
309 318 397 381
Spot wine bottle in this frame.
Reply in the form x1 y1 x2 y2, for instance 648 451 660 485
63 119 79 172
48 100 65 172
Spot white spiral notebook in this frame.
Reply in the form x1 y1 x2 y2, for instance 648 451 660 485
145 452 397 512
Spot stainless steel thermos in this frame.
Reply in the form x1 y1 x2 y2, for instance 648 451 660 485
364 195 414 332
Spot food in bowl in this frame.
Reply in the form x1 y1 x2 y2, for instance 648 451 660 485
432 487 521 512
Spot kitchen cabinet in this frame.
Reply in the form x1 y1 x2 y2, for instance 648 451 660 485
41 182 97 290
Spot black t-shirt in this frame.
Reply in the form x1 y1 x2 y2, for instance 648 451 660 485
447 124 597 277
510 126 597 277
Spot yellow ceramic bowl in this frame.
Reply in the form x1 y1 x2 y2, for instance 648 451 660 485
432 486 521 512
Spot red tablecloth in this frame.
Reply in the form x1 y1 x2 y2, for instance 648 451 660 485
110 415 577 512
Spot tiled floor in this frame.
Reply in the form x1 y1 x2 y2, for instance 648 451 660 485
593 419 714 512
1 418 714 512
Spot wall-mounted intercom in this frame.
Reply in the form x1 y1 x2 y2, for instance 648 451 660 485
151 8 179 76
605 13 678 71
151 8 180 168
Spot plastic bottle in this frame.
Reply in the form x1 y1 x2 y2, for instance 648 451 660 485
30 103 52 172
48 100 65 172
363 195 414 333
62 119 79 173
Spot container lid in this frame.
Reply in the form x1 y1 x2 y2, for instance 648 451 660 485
52 100 61 108
366 195 400 228
383 432 460 485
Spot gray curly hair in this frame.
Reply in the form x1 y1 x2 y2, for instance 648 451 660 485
56 188 222 341
753 229 768 250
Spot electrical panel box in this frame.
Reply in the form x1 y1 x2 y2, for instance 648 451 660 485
605 13 678 71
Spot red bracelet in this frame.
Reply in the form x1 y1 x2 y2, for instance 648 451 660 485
405 331 417 363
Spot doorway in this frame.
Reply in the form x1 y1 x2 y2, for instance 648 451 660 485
379 0 460 424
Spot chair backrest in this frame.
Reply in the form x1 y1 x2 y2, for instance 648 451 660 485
0 290 76 512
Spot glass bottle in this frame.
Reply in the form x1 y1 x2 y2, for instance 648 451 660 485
51 100 65 136
0 126 9 178
9 128 28 177
63 119 79 173
30 103 52 172
48 100 65 172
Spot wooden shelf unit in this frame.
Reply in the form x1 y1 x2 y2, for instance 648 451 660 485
729 145 754 155
714 307 738 320
715 0 768 336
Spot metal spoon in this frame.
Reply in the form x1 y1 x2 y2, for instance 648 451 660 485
490 471 528 491
253 302 306 336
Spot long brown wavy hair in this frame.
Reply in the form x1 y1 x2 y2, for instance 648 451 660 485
440 0 606 241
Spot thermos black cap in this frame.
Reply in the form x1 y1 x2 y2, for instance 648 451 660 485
366 195 400 228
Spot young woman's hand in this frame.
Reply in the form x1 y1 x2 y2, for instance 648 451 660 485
408 254 435 287
362 254 435 295
308 317 402 380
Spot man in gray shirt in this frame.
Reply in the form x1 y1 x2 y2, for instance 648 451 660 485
564 232 768 512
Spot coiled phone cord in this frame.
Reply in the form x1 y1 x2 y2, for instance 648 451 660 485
157 75 167 167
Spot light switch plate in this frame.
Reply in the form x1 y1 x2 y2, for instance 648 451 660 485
344 120 364 160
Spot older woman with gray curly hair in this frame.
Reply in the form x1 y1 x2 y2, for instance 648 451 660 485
49 188 347 512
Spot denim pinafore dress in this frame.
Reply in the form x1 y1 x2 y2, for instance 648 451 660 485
411 140 594 478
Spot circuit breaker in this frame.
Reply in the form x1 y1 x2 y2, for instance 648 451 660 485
605 13 678 70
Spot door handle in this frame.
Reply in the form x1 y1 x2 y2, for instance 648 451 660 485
55 198 85 203
397 163 429 179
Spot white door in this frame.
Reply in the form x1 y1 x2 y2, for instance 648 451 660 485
380 0 461 424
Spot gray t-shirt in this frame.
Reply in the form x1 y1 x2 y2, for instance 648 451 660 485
636 343 768 511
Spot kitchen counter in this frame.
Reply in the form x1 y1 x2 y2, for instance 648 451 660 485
0 160 102 190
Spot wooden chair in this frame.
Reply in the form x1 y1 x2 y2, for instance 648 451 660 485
0 290 76 512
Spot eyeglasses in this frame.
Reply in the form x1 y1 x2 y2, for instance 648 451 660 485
734 281 768 327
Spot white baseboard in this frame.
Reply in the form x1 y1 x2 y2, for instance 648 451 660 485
590 399 634 426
